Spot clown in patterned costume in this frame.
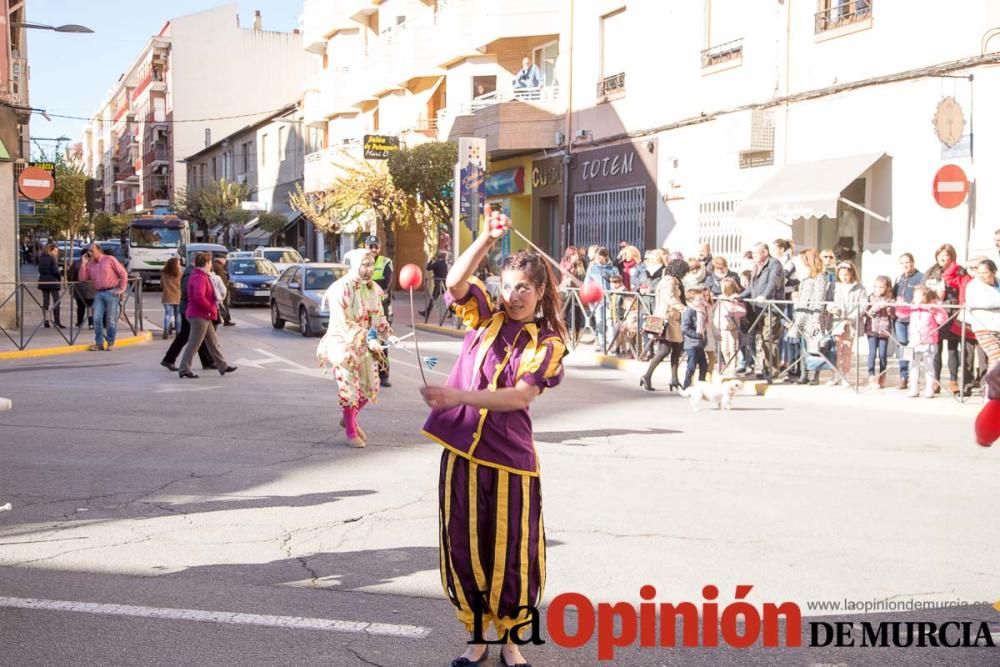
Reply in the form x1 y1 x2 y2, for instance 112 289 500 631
317 248 390 448
421 210 568 667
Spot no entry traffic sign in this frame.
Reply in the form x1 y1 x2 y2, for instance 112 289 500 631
933 164 969 209
18 166 55 201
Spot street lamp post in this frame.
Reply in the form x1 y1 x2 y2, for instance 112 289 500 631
6 20 93 327
12 22 94 33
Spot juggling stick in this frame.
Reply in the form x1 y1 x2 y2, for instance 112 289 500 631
398 263 428 387
504 225 604 305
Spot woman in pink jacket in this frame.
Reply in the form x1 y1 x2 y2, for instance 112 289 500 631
178 252 237 379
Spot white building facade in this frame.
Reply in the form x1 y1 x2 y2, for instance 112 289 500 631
569 0 1000 284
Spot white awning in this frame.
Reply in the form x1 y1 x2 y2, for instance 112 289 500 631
735 153 888 221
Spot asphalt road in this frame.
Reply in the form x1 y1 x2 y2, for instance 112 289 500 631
1 296 998 666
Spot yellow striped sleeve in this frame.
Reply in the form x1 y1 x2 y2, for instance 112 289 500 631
448 276 494 330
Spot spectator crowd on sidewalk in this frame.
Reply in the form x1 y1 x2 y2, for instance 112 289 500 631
558 234 1000 401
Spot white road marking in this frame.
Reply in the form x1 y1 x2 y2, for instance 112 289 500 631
231 355 287 369
154 384 216 393
253 348 309 369
0 596 432 639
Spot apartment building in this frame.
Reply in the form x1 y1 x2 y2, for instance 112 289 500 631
300 0 567 267
303 0 1000 283
183 104 327 257
81 4 314 216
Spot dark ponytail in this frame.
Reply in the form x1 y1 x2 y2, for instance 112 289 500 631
501 250 568 341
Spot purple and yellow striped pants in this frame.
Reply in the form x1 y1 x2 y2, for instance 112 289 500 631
438 450 546 636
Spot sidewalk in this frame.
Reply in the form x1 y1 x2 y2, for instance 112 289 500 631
591 350 980 416
0 264 151 359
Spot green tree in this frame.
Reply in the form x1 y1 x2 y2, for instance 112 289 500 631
388 141 455 257
197 178 251 246
174 187 208 239
293 150 409 260
92 212 131 240
255 211 290 245
42 159 88 274
289 183 339 234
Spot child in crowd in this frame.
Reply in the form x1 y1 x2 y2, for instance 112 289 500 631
864 275 895 389
607 275 631 356
681 287 710 388
829 261 866 386
895 286 947 398
713 278 746 378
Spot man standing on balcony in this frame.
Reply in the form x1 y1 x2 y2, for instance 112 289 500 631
80 242 129 351
513 57 542 89
366 235 394 388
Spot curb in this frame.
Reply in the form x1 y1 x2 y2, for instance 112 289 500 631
415 323 467 339
593 354 979 410
0 331 154 361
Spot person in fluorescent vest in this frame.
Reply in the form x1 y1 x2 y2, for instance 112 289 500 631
366 235 394 387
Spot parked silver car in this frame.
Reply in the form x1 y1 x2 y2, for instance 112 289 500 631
270 263 347 337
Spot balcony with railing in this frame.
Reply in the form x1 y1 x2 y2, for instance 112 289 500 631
303 67 366 127
815 0 872 34
144 144 170 167
1 56 29 107
433 0 561 58
301 0 358 54
596 72 625 102
438 84 564 154
144 175 170 205
701 38 744 70
362 22 442 96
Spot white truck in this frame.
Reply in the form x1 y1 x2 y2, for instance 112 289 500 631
122 216 190 287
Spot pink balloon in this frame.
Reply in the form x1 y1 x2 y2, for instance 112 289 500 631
975 399 1000 447
399 263 423 291
579 282 604 305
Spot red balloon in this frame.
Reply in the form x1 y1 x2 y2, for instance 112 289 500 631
579 282 604 305
974 399 1000 447
398 263 423 291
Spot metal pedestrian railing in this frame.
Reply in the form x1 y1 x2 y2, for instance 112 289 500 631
0 277 144 351
559 287 990 404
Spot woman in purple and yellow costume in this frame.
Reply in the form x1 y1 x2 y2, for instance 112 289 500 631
421 210 568 667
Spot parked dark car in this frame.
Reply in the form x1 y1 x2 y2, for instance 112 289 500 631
98 240 126 264
270 263 347 337
227 258 280 306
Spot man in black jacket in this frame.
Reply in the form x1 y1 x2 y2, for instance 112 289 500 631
739 242 785 383
161 260 214 371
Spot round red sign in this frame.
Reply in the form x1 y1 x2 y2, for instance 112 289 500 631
932 164 969 209
18 166 55 201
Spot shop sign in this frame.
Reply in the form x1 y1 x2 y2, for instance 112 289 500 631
532 162 563 188
456 137 486 233
486 167 525 197
580 150 635 182
363 134 400 160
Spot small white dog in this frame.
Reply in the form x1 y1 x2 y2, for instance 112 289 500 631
678 380 743 411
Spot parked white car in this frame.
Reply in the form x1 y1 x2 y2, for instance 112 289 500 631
252 246 305 273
